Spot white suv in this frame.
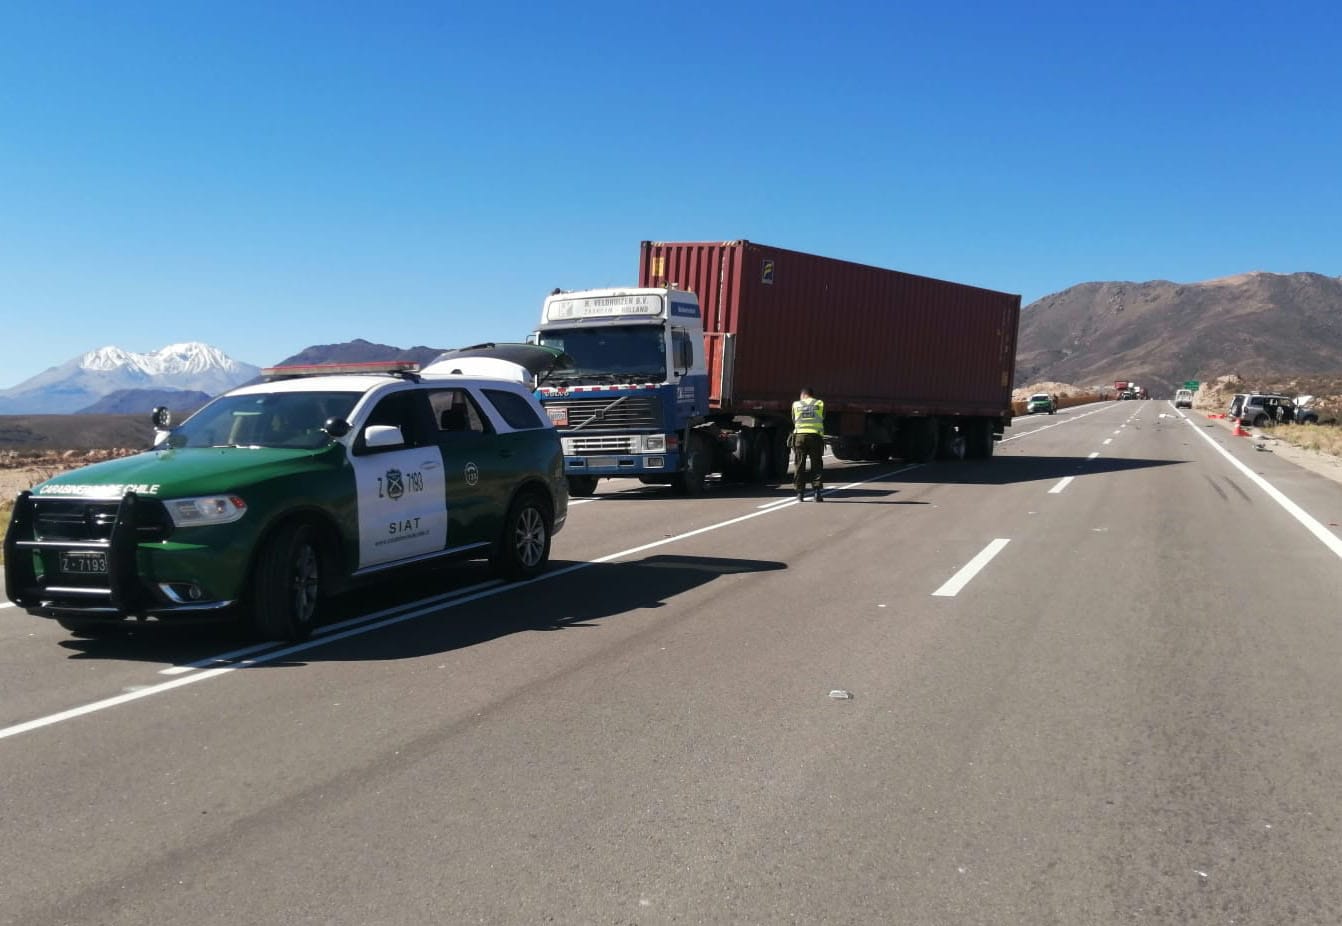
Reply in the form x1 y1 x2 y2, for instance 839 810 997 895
1227 393 1294 426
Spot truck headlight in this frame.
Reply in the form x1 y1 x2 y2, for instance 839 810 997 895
643 435 666 452
166 496 248 527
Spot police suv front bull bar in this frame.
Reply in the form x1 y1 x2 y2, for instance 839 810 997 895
4 490 151 615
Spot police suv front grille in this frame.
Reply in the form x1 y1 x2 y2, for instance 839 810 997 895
547 396 662 430
32 500 120 542
30 498 173 544
564 436 639 454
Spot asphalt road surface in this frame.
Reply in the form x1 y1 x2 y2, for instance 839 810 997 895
4 401 1342 925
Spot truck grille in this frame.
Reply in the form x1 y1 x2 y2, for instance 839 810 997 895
564 436 640 454
546 395 662 430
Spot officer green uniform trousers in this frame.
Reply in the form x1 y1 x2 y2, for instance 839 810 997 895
793 433 824 492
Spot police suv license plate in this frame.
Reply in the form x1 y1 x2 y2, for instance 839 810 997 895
60 551 108 575
547 407 568 426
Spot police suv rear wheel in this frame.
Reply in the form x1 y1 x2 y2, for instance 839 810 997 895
492 492 552 580
252 521 322 642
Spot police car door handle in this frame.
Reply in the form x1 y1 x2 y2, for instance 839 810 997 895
421 461 440 470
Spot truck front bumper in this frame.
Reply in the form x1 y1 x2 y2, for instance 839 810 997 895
564 450 683 477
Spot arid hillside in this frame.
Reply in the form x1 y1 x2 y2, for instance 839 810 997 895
0 413 154 451
1015 271 1342 395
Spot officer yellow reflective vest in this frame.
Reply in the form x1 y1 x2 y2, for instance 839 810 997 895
792 397 825 435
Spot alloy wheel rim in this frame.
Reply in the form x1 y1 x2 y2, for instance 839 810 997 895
291 543 319 622
516 508 545 567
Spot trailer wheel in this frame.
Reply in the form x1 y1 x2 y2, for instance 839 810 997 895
965 420 995 459
772 431 791 481
751 432 777 484
567 476 598 497
903 418 938 463
674 434 710 496
831 439 861 462
936 422 967 461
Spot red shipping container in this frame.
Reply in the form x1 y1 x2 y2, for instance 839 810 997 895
639 240 1020 419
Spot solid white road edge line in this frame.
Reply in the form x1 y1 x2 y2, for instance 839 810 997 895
932 539 1011 597
0 463 921 742
1048 476 1074 495
1186 418 1342 560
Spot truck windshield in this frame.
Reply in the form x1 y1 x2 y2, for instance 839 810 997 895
536 326 666 383
166 391 361 449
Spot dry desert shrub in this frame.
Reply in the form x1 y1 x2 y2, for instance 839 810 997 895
1274 423 1342 456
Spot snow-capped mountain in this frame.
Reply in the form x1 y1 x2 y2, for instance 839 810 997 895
0 342 260 414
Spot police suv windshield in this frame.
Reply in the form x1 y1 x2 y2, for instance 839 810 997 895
167 391 361 449
536 326 666 383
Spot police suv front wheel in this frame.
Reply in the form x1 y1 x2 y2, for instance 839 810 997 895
492 492 553 581
252 521 322 642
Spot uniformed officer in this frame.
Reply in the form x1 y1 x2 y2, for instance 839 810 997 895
791 386 825 502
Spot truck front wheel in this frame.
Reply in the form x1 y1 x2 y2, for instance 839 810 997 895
252 521 322 642
674 435 710 496
567 476 598 497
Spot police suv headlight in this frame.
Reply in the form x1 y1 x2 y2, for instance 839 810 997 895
166 496 248 527
643 435 666 452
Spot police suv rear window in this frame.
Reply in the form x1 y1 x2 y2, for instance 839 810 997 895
484 389 545 430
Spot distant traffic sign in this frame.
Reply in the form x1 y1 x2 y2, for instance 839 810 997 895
1183 380 1199 389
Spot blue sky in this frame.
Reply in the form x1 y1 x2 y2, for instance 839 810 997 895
2 0 1339 389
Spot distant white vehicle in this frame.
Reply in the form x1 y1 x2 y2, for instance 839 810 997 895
1174 388 1194 408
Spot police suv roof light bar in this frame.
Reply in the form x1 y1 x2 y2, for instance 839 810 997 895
262 360 422 382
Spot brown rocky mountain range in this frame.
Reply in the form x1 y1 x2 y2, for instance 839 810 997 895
1014 271 1342 395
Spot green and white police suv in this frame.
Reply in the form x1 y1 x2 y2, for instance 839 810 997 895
2 346 571 641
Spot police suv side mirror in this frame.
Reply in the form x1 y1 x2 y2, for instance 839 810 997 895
323 417 352 438
363 425 405 448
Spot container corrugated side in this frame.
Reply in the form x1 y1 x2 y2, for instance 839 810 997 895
640 240 1020 416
